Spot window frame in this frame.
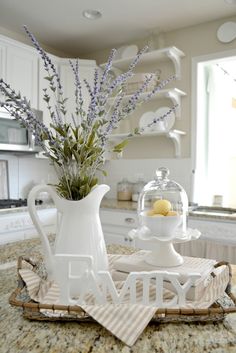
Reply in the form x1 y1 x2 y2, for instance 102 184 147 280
191 48 236 205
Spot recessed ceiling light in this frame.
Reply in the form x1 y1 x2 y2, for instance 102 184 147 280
82 9 102 20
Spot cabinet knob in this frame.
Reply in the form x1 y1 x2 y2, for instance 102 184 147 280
124 217 135 224
124 236 133 243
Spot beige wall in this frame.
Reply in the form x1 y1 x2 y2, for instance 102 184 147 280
81 15 236 159
2 16 236 159
0 25 67 57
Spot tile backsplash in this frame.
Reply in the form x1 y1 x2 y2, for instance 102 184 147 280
0 154 192 202
0 154 57 199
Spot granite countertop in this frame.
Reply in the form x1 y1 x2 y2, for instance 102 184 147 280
0 199 236 222
101 198 138 212
1 238 236 352
0 203 56 215
101 199 236 222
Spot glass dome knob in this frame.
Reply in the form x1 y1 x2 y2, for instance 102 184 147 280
155 167 170 180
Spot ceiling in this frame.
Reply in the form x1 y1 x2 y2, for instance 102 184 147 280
0 0 236 56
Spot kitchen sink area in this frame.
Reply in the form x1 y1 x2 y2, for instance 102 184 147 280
189 206 236 217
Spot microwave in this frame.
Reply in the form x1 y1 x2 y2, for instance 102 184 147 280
0 108 43 153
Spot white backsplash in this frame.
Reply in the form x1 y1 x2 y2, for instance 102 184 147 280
102 158 193 201
0 154 193 202
0 154 57 199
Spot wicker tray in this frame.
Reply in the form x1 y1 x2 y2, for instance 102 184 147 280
9 256 236 323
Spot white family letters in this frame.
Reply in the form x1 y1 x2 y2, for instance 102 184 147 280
55 254 200 307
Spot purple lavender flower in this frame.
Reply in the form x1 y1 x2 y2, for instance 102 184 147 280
0 26 178 200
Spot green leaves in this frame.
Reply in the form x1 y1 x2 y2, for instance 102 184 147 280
45 121 105 200
113 139 129 153
44 76 54 82
55 174 98 200
133 127 141 135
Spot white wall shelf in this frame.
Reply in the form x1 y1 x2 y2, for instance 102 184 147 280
107 88 186 119
100 46 185 79
108 129 186 158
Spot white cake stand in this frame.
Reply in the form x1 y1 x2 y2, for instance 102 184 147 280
133 227 201 267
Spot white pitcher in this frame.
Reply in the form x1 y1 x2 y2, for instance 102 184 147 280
27 184 110 296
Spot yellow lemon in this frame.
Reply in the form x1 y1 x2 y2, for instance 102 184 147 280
166 211 177 216
153 199 171 216
146 209 156 216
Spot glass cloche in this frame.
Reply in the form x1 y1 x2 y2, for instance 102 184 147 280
138 167 188 241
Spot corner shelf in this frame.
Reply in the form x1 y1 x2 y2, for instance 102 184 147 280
108 129 186 158
107 88 186 119
100 46 185 79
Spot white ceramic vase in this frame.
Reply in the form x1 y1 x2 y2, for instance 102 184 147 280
27 184 110 298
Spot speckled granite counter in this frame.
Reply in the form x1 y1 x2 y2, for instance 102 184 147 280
1 238 236 352
1 199 236 223
0 203 56 216
101 198 236 222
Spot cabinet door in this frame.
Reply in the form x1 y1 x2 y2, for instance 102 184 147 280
104 232 126 245
101 209 137 247
6 44 38 108
188 218 236 243
104 231 135 247
59 59 96 125
0 42 6 101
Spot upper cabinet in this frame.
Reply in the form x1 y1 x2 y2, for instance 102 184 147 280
59 58 96 125
39 56 96 129
0 35 97 132
0 36 38 108
38 55 97 129
0 36 39 108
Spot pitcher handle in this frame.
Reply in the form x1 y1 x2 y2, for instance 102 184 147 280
27 184 58 279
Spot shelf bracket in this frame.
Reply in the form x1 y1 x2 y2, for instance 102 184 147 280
167 131 182 157
107 130 185 159
167 50 181 80
166 90 181 119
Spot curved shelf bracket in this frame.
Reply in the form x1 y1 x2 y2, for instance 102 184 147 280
107 130 186 159
167 50 181 80
166 130 184 157
166 91 181 119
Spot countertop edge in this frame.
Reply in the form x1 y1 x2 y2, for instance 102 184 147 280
0 199 235 222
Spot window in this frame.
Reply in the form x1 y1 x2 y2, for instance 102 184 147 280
192 52 236 208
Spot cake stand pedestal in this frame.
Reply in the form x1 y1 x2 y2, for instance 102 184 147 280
134 228 201 267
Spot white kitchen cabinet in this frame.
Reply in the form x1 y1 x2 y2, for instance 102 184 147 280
0 42 6 102
100 208 236 263
59 59 96 125
100 208 138 247
0 36 39 108
0 41 6 79
188 217 236 245
173 216 236 263
39 57 96 129
0 34 97 131
0 207 57 245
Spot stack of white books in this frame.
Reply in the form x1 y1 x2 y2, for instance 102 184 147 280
112 250 218 301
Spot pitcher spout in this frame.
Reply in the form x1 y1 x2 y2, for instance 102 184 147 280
88 184 110 205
